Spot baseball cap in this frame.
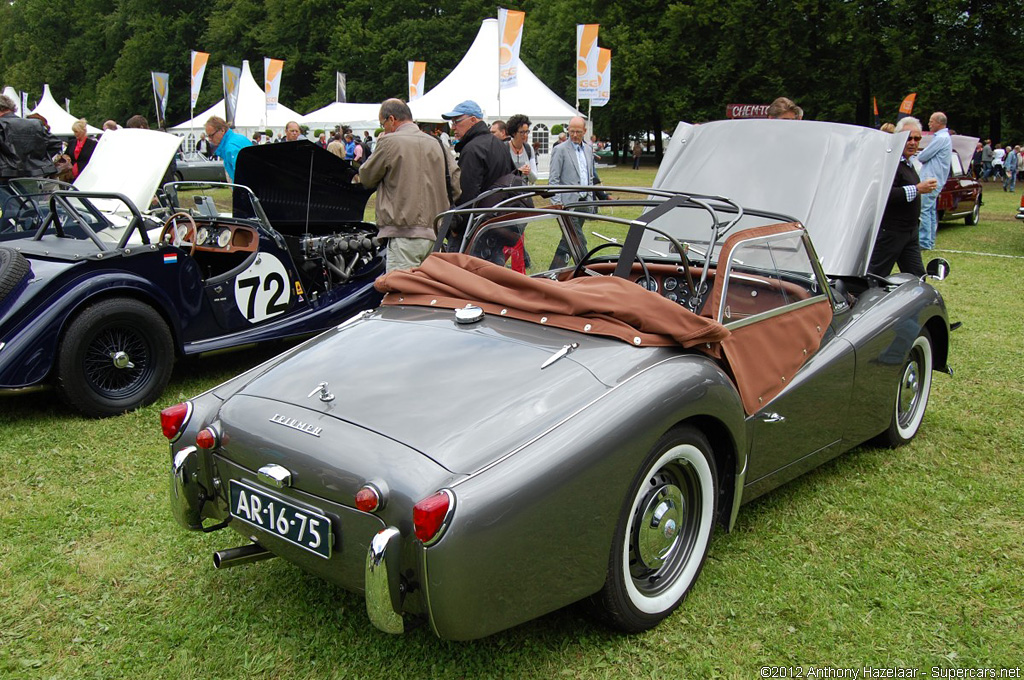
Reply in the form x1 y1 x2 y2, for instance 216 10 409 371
441 100 484 120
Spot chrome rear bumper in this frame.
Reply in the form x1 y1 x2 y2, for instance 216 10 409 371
170 446 204 530
365 526 404 634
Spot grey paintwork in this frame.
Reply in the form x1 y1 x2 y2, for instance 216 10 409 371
166 119 951 640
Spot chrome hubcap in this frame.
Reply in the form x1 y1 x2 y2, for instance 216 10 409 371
637 483 684 569
898 358 920 425
111 350 134 370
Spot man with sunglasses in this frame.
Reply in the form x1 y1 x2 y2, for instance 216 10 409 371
442 100 513 207
868 117 938 277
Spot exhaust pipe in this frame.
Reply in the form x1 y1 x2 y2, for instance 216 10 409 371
213 542 276 569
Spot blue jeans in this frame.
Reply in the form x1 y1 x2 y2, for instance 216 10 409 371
1003 169 1017 192
918 192 938 250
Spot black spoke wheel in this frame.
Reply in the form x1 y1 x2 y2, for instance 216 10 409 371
57 298 174 417
0 246 31 305
876 329 933 448
591 426 717 632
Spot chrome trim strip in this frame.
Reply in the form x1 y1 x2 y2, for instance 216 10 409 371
365 527 404 634
722 295 828 331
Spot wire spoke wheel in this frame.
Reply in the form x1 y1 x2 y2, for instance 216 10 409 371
58 298 174 417
81 324 152 397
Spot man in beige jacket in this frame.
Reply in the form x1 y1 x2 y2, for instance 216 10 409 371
356 99 460 272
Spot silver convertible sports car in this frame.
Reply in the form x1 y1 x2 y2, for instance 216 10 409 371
163 120 953 640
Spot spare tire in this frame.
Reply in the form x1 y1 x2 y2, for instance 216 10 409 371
0 247 31 305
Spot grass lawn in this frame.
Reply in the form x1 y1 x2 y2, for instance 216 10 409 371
0 166 1021 679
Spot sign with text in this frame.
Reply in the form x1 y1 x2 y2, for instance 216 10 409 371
726 103 770 119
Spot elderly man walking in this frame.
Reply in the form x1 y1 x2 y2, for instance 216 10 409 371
547 115 606 268
356 98 460 272
916 112 951 251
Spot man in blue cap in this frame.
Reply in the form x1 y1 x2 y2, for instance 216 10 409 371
442 100 514 208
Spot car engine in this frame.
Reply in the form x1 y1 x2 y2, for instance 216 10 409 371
296 228 383 289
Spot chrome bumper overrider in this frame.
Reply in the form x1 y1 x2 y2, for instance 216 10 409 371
366 526 404 634
170 446 204 530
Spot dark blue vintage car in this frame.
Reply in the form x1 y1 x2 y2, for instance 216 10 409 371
0 137 383 416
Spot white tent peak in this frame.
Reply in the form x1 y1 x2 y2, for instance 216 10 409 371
171 59 302 137
30 84 102 136
409 19 581 125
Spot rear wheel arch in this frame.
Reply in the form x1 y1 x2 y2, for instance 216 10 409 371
679 415 738 530
56 288 183 358
923 315 950 374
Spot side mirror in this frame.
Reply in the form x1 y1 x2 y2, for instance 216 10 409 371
926 257 950 281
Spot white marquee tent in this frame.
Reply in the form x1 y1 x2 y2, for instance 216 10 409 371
300 102 381 135
171 60 302 144
409 18 581 157
29 84 102 136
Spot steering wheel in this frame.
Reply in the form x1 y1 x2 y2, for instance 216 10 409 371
159 211 198 255
570 242 652 286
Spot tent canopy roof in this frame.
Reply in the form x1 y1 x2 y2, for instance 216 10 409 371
299 102 381 132
28 84 102 136
409 19 580 124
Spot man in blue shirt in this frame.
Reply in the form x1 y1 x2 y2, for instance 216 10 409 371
204 116 253 182
915 111 951 250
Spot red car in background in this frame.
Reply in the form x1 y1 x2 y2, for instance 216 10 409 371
919 134 982 225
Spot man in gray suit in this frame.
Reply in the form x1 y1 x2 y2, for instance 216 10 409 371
548 115 604 268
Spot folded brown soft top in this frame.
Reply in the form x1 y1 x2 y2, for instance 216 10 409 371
375 253 729 354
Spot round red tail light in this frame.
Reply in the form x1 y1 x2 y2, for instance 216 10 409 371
160 402 192 441
413 490 454 545
355 486 381 513
195 427 219 449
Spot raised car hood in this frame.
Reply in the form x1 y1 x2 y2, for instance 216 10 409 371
919 133 977 166
232 140 374 235
228 308 619 474
653 119 905 277
73 129 181 214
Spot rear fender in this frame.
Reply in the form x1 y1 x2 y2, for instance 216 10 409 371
0 271 181 387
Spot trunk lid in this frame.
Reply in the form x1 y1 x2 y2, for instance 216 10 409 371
230 306 633 474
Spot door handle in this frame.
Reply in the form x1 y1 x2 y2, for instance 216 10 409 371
757 412 786 423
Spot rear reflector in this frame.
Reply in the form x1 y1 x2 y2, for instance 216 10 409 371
195 427 218 450
355 486 381 513
160 402 192 441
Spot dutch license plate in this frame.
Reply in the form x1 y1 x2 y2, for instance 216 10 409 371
229 480 332 559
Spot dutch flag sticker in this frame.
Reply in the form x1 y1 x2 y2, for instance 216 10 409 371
163 253 178 265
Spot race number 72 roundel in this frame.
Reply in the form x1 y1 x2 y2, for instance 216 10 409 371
234 253 292 323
